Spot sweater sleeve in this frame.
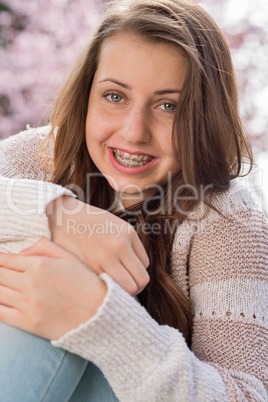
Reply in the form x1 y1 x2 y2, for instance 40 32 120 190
51 183 268 402
0 125 51 180
52 274 229 402
0 175 75 253
188 183 268 401
0 127 75 253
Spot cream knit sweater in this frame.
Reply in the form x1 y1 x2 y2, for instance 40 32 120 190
0 127 267 402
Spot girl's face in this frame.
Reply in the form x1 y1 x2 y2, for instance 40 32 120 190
86 33 188 207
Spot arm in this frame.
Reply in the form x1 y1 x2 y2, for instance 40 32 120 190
0 128 149 291
0 130 266 399
0 175 75 253
50 184 267 401
0 126 63 253
0 243 228 401
0 184 266 400
188 185 267 400
53 274 231 401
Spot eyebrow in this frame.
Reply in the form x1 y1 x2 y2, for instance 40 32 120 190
98 78 182 95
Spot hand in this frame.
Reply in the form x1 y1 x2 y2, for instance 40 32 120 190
45 195 150 296
0 240 107 340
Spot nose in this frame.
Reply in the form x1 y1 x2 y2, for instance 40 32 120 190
121 107 151 144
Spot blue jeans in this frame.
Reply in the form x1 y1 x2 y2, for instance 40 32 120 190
0 323 118 402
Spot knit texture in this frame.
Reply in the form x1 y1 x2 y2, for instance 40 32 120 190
0 127 267 401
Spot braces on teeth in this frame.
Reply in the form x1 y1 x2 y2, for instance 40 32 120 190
113 149 154 167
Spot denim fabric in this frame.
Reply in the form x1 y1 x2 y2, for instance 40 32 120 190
0 323 118 402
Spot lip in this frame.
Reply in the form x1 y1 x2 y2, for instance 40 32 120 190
108 147 158 175
111 146 156 157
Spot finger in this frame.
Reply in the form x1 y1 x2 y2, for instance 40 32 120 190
100 258 139 296
131 235 150 269
0 267 23 291
21 238 81 263
119 250 150 294
0 284 21 308
0 304 26 332
0 254 28 272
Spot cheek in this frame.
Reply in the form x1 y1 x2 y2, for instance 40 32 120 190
86 106 114 144
160 131 176 158
85 116 102 145
161 135 180 172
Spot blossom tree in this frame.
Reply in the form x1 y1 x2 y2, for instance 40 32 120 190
199 0 268 213
200 0 268 153
0 0 104 138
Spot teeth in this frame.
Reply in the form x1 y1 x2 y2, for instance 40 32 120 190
113 149 154 167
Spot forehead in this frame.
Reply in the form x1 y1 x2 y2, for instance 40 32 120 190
100 31 186 54
95 32 188 85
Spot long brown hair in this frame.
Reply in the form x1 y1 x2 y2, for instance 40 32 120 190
40 0 253 345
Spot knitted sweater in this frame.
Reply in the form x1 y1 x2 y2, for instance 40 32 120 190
0 127 267 402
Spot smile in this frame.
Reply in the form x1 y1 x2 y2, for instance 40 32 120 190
108 147 158 175
112 148 154 167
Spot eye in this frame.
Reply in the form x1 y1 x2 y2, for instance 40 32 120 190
158 102 176 112
104 93 124 103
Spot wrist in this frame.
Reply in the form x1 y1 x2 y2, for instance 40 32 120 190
90 277 108 317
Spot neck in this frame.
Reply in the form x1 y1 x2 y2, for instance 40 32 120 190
120 192 144 208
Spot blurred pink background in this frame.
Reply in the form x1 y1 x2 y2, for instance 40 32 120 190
0 0 104 137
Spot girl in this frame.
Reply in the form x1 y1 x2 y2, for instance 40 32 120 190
0 0 267 400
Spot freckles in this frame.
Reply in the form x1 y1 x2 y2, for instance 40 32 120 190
86 111 109 142
89 124 112 144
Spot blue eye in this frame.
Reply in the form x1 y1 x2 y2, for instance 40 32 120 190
106 93 123 103
159 102 176 111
